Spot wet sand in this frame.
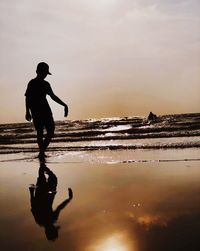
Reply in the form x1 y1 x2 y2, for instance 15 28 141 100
0 154 200 251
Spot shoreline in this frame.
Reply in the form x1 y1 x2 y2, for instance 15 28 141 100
1 147 200 164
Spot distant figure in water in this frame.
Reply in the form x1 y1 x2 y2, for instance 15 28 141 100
29 163 73 241
148 111 157 121
25 62 68 158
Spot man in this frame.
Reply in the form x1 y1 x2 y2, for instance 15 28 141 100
25 62 68 158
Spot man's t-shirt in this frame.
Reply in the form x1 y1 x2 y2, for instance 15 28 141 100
25 78 53 117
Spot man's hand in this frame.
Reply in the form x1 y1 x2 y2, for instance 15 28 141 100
25 112 32 121
64 105 68 117
68 188 73 199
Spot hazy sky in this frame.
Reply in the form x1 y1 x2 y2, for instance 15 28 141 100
0 0 200 123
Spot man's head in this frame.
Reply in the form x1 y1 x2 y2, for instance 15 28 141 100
36 62 52 79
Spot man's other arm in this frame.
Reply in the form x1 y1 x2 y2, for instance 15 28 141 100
49 92 68 117
25 97 32 121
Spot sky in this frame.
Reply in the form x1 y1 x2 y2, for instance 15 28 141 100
0 0 200 123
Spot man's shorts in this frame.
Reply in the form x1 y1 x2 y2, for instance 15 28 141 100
32 114 55 134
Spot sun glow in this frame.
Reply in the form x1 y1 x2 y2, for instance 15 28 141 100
93 232 132 251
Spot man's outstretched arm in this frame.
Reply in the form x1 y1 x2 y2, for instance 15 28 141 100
49 93 68 117
53 188 73 221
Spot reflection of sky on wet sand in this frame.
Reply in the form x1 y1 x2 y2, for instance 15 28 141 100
0 161 200 250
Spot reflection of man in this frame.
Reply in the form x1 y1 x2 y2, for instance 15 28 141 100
29 163 73 241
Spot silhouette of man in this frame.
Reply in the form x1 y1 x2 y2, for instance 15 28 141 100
29 163 73 241
25 62 68 158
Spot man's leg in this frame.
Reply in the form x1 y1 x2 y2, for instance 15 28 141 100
37 129 44 153
43 116 55 153
33 117 45 155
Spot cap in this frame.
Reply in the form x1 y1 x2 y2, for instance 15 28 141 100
36 62 52 75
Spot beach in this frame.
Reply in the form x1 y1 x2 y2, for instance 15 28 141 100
0 157 200 251
1 115 200 250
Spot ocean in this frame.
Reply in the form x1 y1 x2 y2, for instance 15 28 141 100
1 112 200 162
